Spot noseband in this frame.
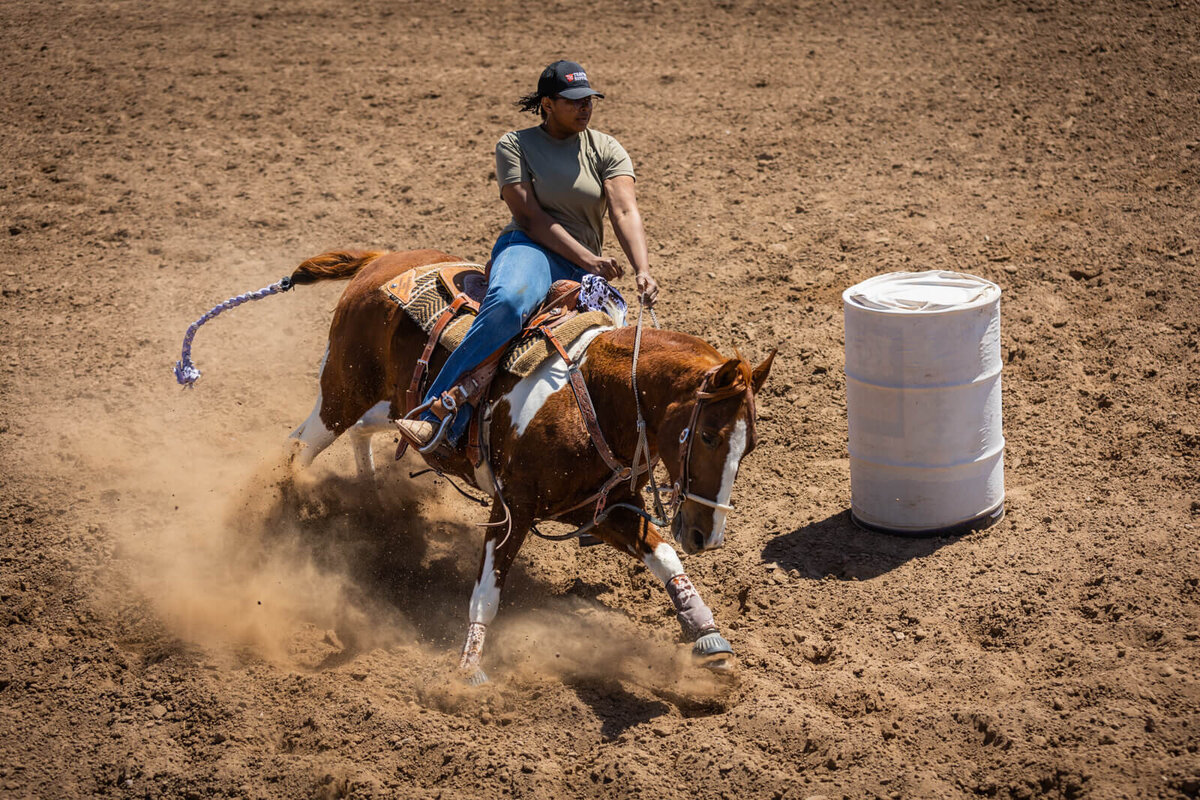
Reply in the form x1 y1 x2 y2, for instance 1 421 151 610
670 364 758 517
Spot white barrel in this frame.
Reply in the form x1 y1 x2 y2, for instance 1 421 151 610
843 270 1004 535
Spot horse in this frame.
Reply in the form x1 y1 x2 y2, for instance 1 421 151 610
181 248 774 684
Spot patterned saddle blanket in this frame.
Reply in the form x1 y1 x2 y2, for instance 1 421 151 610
379 262 616 378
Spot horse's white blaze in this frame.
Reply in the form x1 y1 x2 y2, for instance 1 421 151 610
503 327 612 437
644 541 685 584
708 418 747 545
469 541 500 625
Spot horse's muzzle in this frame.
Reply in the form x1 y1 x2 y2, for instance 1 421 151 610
673 514 722 555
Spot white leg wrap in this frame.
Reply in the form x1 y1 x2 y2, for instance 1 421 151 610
469 541 501 625
460 622 487 672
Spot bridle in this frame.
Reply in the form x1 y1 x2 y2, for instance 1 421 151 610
530 302 757 544
666 363 758 519
629 305 758 529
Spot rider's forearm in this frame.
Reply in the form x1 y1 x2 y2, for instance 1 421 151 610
611 207 651 277
521 208 599 271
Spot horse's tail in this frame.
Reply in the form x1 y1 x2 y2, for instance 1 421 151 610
288 250 386 286
173 250 386 388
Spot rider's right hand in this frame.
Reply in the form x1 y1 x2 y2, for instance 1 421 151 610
585 255 623 281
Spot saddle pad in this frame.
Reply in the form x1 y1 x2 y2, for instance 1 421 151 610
501 310 614 377
440 313 475 351
380 264 613 377
380 262 485 332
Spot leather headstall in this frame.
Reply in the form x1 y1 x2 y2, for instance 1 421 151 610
673 364 758 515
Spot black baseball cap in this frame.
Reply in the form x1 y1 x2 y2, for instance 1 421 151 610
537 60 605 100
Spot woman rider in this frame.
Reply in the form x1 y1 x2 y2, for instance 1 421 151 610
399 60 659 448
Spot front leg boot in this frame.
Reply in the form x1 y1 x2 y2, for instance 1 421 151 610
692 630 734 671
459 621 490 685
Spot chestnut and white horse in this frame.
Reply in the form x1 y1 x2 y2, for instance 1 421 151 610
194 249 774 684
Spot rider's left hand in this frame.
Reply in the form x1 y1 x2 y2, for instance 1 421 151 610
636 273 659 306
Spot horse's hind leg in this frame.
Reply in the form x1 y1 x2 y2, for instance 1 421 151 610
458 503 529 685
596 510 734 670
287 348 339 469
346 400 393 481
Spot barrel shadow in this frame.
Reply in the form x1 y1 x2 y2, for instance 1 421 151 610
761 509 973 581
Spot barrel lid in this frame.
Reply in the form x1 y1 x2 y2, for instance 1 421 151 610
843 270 1000 313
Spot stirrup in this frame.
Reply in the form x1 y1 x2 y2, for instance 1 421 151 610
420 395 457 454
404 392 459 454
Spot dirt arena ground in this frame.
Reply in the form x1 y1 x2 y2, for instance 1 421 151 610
2 0 1198 797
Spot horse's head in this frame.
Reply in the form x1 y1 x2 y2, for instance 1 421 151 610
664 349 776 555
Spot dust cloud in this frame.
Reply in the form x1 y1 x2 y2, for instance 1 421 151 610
68 382 473 664
55 326 720 691
490 606 740 711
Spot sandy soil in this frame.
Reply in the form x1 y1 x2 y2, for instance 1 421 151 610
2 0 1198 797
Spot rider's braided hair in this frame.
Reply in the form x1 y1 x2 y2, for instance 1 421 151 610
517 91 549 119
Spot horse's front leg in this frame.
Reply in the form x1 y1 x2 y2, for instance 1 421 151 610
458 502 527 685
597 511 734 669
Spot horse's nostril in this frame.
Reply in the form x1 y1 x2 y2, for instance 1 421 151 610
690 528 705 552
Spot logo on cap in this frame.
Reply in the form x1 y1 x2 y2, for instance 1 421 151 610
565 72 587 83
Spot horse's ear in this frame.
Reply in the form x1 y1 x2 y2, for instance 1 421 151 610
710 357 743 390
752 348 777 394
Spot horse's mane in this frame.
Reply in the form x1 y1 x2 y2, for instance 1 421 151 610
591 326 752 387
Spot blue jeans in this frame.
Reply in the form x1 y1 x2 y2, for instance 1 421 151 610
421 230 586 444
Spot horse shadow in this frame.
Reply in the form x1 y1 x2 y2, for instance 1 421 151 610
262 468 502 649
761 509 970 581
564 677 670 740
250 465 740 731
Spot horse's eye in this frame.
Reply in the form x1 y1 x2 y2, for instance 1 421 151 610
700 431 720 448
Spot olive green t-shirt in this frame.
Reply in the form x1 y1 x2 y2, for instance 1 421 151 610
495 126 635 256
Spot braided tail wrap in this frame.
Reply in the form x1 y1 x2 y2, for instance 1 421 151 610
173 277 293 387
173 250 385 388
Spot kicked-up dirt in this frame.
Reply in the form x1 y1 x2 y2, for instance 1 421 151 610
1 0 1198 797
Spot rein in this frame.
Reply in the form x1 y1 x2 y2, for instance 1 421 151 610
531 301 665 543
630 301 758 526
536 308 656 526
531 301 755 543
630 302 671 524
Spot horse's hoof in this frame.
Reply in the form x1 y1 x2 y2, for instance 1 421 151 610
462 667 489 686
692 631 734 669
